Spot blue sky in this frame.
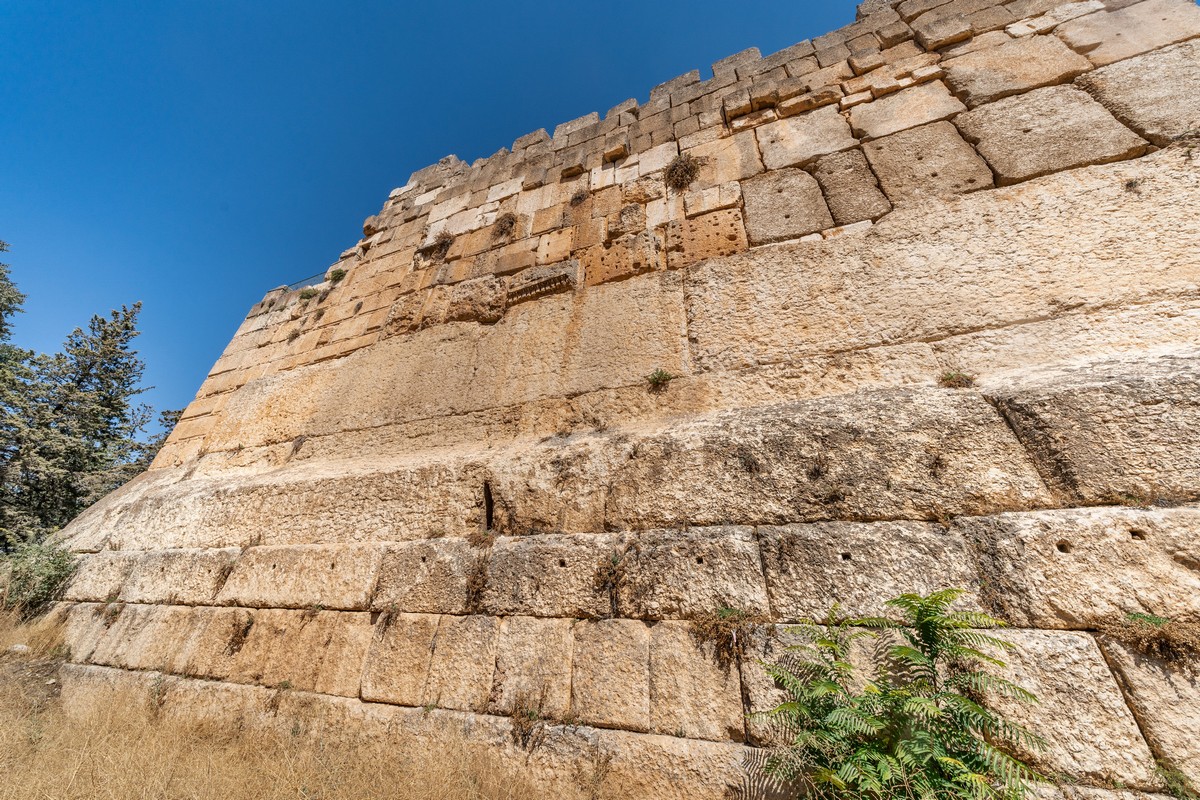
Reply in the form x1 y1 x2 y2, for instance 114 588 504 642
0 1 856 423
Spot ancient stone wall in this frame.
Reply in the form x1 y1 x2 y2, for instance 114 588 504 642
52 0 1200 797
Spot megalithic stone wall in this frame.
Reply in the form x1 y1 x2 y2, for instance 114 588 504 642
47 0 1200 796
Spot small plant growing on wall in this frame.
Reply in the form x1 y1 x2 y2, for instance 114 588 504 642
1101 612 1200 668
646 369 675 391
328 268 346 284
298 287 319 301
757 588 1044 800
570 189 589 207
431 230 455 261
939 371 976 389
492 212 518 240
664 152 702 191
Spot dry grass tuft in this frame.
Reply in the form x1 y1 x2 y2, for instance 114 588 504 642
689 606 768 673
938 371 976 389
0 611 543 800
663 153 703 191
1101 613 1200 669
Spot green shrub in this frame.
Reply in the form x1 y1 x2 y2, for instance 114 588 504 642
297 288 319 300
646 368 675 390
2 540 77 619
328 268 346 284
759 588 1044 800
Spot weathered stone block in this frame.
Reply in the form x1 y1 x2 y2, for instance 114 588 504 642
1078 41 1200 146
649 622 745 742
741 168 834 244
988 353 1200 505
808 148 892 225
1100 637 1200 782
443 275 506 324
571 618 650 732
912 12 974 48
119 548 241 605
758 520 980 621
958 505 1200 629
956 84 1148 184
423 614 498 712
663 208 749 270
581 231 662 286
863 121 995 201
482 533 619 618
848 81 967 140
684 130 765 189
1056 0 1200 66
616 527 770 619
360 612 438 706
754 105 858 170
943 34 1093 107
215 544 383 611
372 538 476 614
63 551 138 602
489 616 573 718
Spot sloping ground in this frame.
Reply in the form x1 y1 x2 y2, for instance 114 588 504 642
46 0 1200 796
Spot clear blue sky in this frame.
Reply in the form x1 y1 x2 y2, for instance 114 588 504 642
0 1 856 422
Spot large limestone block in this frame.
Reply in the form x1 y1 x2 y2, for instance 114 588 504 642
1078 41 1200 146
684 129 765 190
990 630 1158 787
663 208 749 270
424 614 499 712
848 81 967 140
590 727 746 800
360 612 439 706
371 538 476 614
988 353 1200 504
489 616 574 719
215 544 383 611
118 547 241 605
648 621 746 742
616 527 770 619
482 533 621 618
1055 0 1200 66
62 602 113 663
808 148 892 225
686 149 1200 370
740 168 834 244
1100 637 1200 781
86 603 203 674
62 550 138 602
571 619 651 732
754 106 858 170
943 35 1092 107
758 520 980 621
955 85 1148 185
863 120 994 201
604 388 1051 530
956 505 1200 628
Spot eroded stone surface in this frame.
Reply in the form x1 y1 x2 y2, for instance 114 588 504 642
848 81 967 139
1078 41 1200 146
808 148 892 224
215 544 383 611
943 34 1092 106
864 120 995 201
754 106 858 170
1055 0 1200 66
741 168 834 244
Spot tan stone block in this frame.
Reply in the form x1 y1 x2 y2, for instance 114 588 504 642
912 12 974 49
571 215 606 250
606 203 646 239
1077 40 1200 146
215 544 383 611
741 168 834 244
943 34 1092 107
956 505 1200 628
482 532 619 618
63 551 138 602
758 521 980 621
424 614 498 712
649 622 745 741
360 612 438 705
682 182 742 219
530 204 563 236
119 548 241 605
535 228 573 266
1056 0 1200 66
754 105 858 170
684 130 765 190
617 527 770 619
848 81 967 140
990 630 1158 787
1100 637 1200 781
571 618 651 732
443 275 506 324
372 539 477 614
777 85 843 117
489 616 573 718
808 148 892 225
240 609 373 697
62 602 112 663
581 231 663 286
863 120 995 201
664 208 749 270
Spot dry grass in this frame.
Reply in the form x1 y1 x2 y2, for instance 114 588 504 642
1101 613 1200 669
689 607 769 673
0 612 542 800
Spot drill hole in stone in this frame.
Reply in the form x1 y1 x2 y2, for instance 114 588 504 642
1056 540 1072 554
695 556 704 565
483 481 495 531
1130 529 1147 541
558 559 567 568
840 552 852 561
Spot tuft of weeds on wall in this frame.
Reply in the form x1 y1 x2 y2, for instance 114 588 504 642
508 688 550 751
1124 178 1143 194
328 268 346 284
757 589 1045 800
1100 612 1200 668
430 230 455 261
593 547 629 618
939 371 976 389
1 541 76 620
466 528 494 549
646 368 675 392
569 189 589 207
465 556 489 613
689 606 768 673
298 288 319 301
287 329 301 343
1157 762 1200 800
663 153 703 192
225 613 254 656
492 212 518 240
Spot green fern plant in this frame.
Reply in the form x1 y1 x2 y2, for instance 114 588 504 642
759 589 1045 800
